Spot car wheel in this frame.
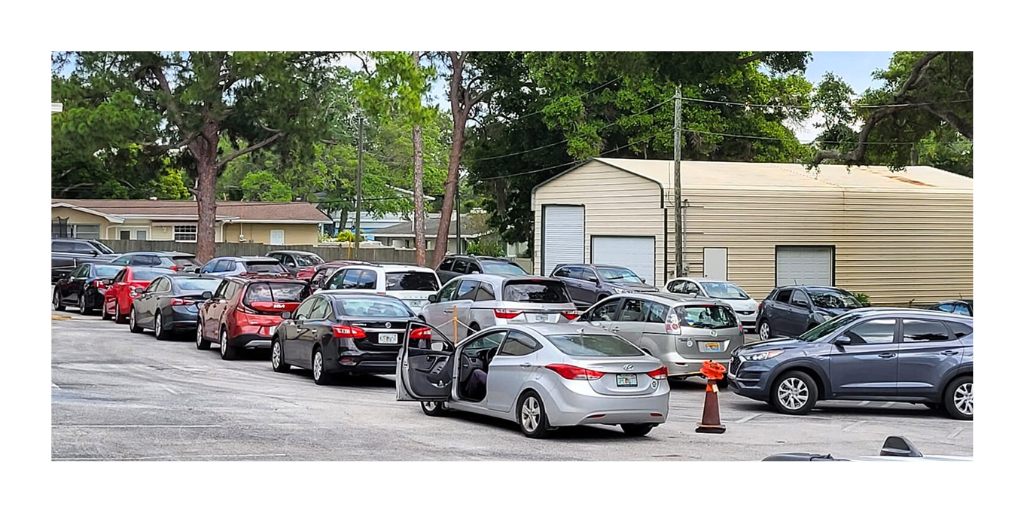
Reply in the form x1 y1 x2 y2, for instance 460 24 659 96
53 289 66 311
154 311 170 340
770 371 818 415
620 423 656 437
944 376 973 421
196 321 211 350
129 307 144 334
421 401 449 417
517 391 551 439
312 348 332 385
114 301 127 324
271 340 290 373
758 320 772 341
101 302 112 320
219 328 237 360
79 295 92 315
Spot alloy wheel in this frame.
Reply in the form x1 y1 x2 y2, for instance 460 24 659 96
53 290 60 310
313 351 323 381
79 296 86 312
130 309 136 330
196 323 203 348
272 342 282 369
220 331 228 357
154 313 162 338
954 382 973 416
759 322 770 340
777 377 809 411
521 396 541 432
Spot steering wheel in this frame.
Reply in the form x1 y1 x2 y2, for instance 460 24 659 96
482 347 499 370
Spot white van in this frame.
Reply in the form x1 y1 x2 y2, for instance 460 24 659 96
314 263 441 313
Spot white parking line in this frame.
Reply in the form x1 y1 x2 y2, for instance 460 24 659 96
842 421 866 432
52 424 222 429
735 414 761 424
882 402 896 408
858 401 870 406
53 453 287 461
51 382 60 390
162 385 179 395
948 427 964 439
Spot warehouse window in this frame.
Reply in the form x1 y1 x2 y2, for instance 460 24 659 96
174 225 198 242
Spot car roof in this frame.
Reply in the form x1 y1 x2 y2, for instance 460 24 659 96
509 323 617 337
268 250 319 256
317 290 408 301
671 277 737 283
345 263 436 272
616 292 731 306
166 274 219 280
127 266 176 273
225 276 305 284
840 307 973 322
454 274 558 285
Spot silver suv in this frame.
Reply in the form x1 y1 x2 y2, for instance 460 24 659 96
574 292 745 379
419 275 578 342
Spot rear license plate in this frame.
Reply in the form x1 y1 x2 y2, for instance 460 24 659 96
616 374 638 387
533 314 553 322
701 342 721 352
379 333 398 344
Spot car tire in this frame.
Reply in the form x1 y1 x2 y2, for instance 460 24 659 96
196 321 211 350
114 301 127 324
154 311 171 340
516 391 551 439
312 348 332 385
770 370 818 415
53 289 66 312
220 328 237 360
79 295 92 315
758 320 772 341
129 307 144 334
101 303 112 320
943 375 973 421
421 401 449 417
620 423 656 437
271 340 290 373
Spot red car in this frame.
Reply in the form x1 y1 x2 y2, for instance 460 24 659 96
101 266 177 323
306 260 371 289
196 277 310 360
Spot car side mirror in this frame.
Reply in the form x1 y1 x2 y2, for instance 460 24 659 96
471 270 480 274
641 278 646 283
588 277 599 284
834 335 851 345
281 311 292 320
428 294 438 303
288 262 296 267
794 301 810 309
194 268 202 274
201 291 213 300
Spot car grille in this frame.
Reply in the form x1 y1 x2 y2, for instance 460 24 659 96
736 311 754 316
730 355 742 376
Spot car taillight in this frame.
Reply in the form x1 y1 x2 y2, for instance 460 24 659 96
665 313 681 334
236 304 258 315
170 298 195 306
332 325 366 339
560 311 581 321
169 266 182 272
647 366 668 380
494 309 523 319
545 364 604 381
409 327 432 339
94 281 107 290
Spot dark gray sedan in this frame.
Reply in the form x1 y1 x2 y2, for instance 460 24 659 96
128 275 222 339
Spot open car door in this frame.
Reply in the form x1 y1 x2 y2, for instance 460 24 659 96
397 320 455 402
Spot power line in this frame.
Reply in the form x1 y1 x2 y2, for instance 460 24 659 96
677 95 972 111
470 78 620 130
683 128 917 146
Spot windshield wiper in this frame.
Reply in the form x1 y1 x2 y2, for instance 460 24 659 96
606 275 625 280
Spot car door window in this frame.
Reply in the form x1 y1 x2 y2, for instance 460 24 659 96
72 242 95 254
340 269 361 289
464 330 506 356
565 267 582 280
666 280 685 294
475 282 496 301
682 281 701 295
944 321 972 338
586 298 621 322
936 303 955 313
552 266 571 278
212 281 229 299
75 265 90 278
498 330 541 356
201 260 218 273
774 289 793 303
455 280 478 301
52 241 71 252
468 262 482 274
619 298 645 322
844 319 897 344
581 268 598 283
902 320 952 342
356 270 378 290
452 259 469 274
113 269 127 283
437 280 460 302
644 301 669 323
791 290 811 308
309 297 331 320
953 304 970 316
438 258 454 271
294 299 315 320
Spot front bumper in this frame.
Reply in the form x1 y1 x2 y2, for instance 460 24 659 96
727 356 775 401
537 379 670 427
735 312 757 330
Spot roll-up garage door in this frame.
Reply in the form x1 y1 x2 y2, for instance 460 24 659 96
776 246 833 286
542 205 584 276
592 236 656 285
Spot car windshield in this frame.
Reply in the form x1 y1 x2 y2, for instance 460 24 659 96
294 254 324 266
244 282 308 303
547 333 645 357
245 261 287 274
503 280 572 303
596 267 644 283
133 268 174 281
334 297 413 318
480 260 527 275
674 305 737 329
172 256 201 267
702 282 750 300
175 279 221 292
808 289 862 309
386 272 439 291
95 265 121 278
92 241 115 254
797 313 862 341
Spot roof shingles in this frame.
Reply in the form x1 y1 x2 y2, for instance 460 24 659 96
51 199 331 223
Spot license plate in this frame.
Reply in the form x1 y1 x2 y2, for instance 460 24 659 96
533 314 552 322
616 374 638 387
701 342 721 352
379 333 398 344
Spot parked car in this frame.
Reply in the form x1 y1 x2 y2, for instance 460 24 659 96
435 255 528 284
266 250 325 278
127 275 223 340
101 266 178 323
550 264 658 308
109 251 202 272
755 286 863 341
51 238 119 282
730 308 973 420
420 275 578 341
762 436 973 461
197 256 290 278
306 260 371 290
397 321 670 438
575 293 744 379
929 300 973 317
315 263 441 313
664 277 758 332
52 263 123 314
271 293 417 383
196 277 310 359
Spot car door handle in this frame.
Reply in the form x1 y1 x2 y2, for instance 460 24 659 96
879 353 896 359
520 363 532 368
609 326 620 332
941 350 959 355
443 309 454 314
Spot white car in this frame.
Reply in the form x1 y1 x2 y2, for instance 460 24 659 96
314 263 441 313
663 277 758 332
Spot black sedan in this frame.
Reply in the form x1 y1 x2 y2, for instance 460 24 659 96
271 292 417 384
128 275 222 340
53 263 123 314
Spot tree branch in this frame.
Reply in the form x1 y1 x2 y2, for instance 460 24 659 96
737 52 770 66
147 64 189 134
142 136 194 152
216 132 284 169
923 104 973 140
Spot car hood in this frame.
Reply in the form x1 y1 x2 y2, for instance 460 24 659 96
612 282 659 292
820 307 857 316
737 337 808 353
714 297 757 309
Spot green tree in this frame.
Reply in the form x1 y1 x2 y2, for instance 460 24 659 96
240 170 292 201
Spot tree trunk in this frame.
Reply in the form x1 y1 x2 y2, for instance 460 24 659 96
413 124 427 267
433 53 466 267
191 124 220 263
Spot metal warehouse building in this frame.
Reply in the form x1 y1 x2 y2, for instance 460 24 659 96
531 158 973 305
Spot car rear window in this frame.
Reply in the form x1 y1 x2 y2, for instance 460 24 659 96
386 272 439 291
334 297 413 318
175 279 221 292
502 280 571 303
294 254 324 266
245 261 288 274
546 333 644 357
244 282 308 304
480 260 527 275
172 256 201 267
95 265 121 278
133 268 174 281
674 305 738 329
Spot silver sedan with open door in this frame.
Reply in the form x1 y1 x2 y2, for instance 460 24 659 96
396 321 670 438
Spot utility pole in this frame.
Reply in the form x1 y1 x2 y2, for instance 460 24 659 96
455 175 462 254
673 86 683 277
354 117 364 259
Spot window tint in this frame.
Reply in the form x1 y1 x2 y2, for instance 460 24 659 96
945 321 973 338
355 269 377 290
311 269 331 288
645 301 669 323
936 304 955 313
111 256 131 266
73 265 89 278
94 265 121 278
201 260 218 273
775 289 793 303
844 319 896 344
114 269 127 283
581 268 597 282
619 298 645 322
552 266 571 278
72 242 95 254
566 267 582 280
498 331 540 356
174 278 221 292
464 331 506 356
676 305 737 329
340 269 361 289
586 299 620 322
294 254 323 267
666 280 686 294
386 272 439 291
309 298 330 320
502 280 572 303
455 280 478 301
546 334 644 357
213 260 233 272
334 297 412 318
52 241 72 252
437 280 460 302
468 262 482 273
791 290 811 306
244 282 308 304
132 268 174 281
295 298 315 320
479 260 526 275
595 267 644 284
213 281 229 299
475 282 496 301
439 258 455 271
451 259 469 273
131 255 162 266
682 281 701 295
808 289 862 309
245 261 288 274
156 278 172 293
902 320 952 342
953 304 971 316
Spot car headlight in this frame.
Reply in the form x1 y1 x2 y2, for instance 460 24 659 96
744 349 784 361
613 288 629 294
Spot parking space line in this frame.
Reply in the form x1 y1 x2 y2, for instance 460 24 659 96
162 385 179 395
53 424 222 428
881 402 895 408
735 414 760 424
842 421 866 432
948 427 964 439
51 382 60 390
53 453 288 461
858 401 870 406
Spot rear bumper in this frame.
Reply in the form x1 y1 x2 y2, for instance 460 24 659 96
536 380 670 427
229 333 273 349
325 350 398 375
165 306 199 331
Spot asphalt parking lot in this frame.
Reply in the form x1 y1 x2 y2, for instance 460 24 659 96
51 311 973 461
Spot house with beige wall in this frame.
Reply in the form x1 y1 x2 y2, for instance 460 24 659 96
51 199 331 246
531 158 973 306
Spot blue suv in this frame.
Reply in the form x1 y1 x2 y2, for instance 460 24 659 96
729 308 973 420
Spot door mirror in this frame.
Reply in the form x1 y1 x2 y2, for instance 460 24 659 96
428 294 438 303
201 291 213 300
281 311 292 320
588 277 599 284
834 335 851 345
470 270 480 274
288 262 296 267
194 268 202 274
641 278 646 283
430 342 446 351
793 300 810 309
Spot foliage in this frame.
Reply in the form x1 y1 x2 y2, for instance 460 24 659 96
333 230 366 242
466 240 505 257
240 170 292 202
853 292 871 306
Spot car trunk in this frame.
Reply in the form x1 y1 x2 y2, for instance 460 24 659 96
499 279 577 323
345 318 410 351
495 302 577 324
670 304 745 359
576 358 665 397
385 272 439 311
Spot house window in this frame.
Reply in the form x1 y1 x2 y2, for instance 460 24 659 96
136 230 147 241
119 230 131 240
70 224 100 240
270 229 285 245
174 225 198 242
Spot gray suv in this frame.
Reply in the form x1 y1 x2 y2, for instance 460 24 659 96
550 264 658 308
730 308 973 420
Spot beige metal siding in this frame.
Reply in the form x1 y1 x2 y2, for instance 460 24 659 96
532 161 666 286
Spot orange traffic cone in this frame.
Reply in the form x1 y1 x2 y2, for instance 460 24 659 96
696 361 727 434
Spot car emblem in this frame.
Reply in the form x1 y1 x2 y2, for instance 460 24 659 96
687 340 694 347
623 364 634 371
273 303 285 309
385 322 391 329
710 330 718 337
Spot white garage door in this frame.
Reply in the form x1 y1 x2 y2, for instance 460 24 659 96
592 236 656 285
776 246 833 286
542 205 584 276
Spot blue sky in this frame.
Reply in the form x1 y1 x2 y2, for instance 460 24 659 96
791 51 894 141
